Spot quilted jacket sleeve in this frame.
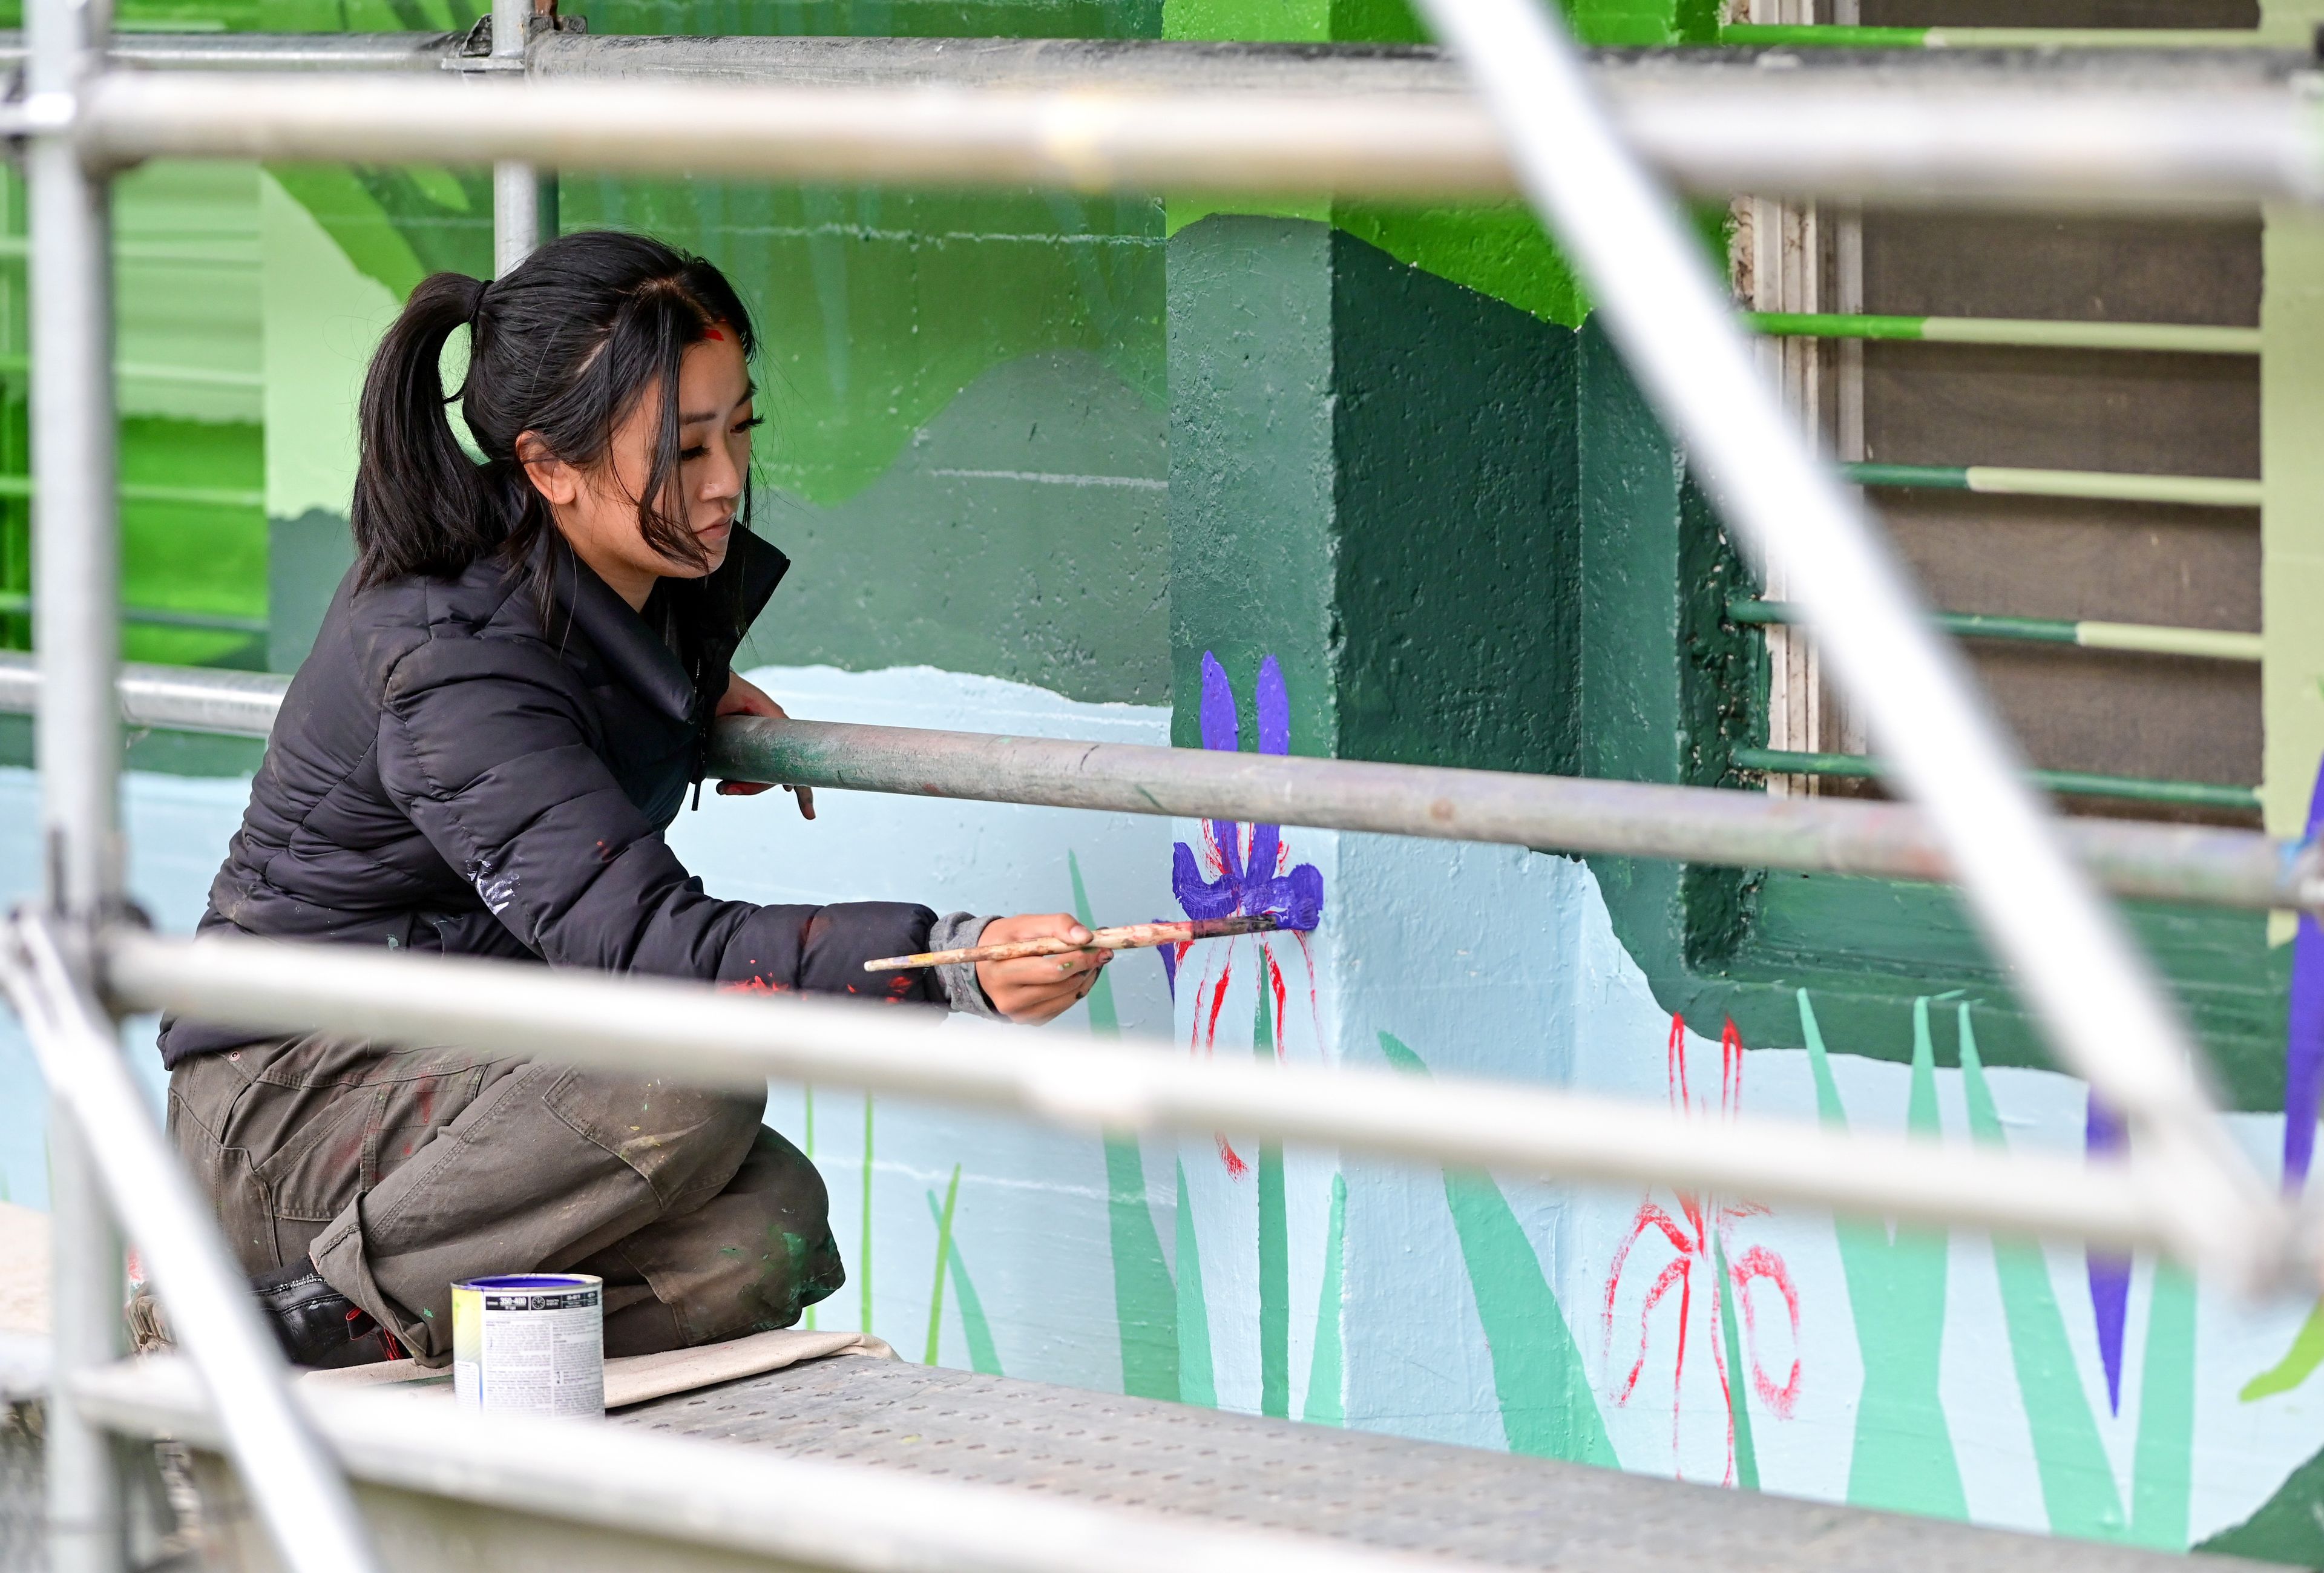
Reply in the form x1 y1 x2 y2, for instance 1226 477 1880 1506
376 631 940 1003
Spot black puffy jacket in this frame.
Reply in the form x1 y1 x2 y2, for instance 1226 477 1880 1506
160 525 943 1068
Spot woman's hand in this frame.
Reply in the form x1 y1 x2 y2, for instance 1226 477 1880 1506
713 671 815 820
976 913 1112 1026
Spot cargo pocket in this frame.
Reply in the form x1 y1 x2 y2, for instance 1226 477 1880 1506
541 1070 766 1216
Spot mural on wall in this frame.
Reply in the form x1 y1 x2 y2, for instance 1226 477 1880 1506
11 45 2324 1557
7 668 2324 1560
1600 1016 1800 1488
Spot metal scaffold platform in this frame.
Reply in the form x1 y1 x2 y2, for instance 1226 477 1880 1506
34 1348 2267 1572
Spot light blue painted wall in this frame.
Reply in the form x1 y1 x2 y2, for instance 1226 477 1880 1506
6 662 2324 1549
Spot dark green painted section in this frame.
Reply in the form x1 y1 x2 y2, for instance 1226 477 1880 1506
2199 1439 2324 1565
1167 215 1580 773
1157 212 2294 1103
1167 217 1339 753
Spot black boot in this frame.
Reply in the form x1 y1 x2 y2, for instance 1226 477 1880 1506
251 1262 404 1370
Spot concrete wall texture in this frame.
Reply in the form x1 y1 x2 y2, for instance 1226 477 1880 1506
1 0 2322 1560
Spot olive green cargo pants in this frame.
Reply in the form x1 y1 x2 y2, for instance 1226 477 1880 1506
167 1033 844 1364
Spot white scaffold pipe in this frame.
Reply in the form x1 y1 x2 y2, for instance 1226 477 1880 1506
76 1358 1460 1573
490 0 540 275
48 67 2324 209
0 651 2312 913
1404 0 2277 1275
0 914 386 1573
100 927 2265 1274
30 0 131 1555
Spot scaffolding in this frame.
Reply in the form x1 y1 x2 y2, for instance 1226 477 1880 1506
3 8 2314 1572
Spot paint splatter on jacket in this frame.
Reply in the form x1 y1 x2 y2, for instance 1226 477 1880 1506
160 527 979 1068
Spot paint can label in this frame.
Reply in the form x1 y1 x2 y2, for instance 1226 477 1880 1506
451 1273 604 1417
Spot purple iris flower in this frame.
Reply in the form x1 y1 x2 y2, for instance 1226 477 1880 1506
1160 654 1325 997
1172 653 1326 930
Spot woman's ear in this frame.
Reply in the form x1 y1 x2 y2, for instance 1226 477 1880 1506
516 431 579 507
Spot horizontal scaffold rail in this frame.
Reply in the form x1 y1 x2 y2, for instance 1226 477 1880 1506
1732 597 2266 662
1747 310 2261 353
2 653 2315 911
99 927 2215 1258
1732 746 2261 811
1719 22 2277 47
5 33 2314 209
1840 461 2262 507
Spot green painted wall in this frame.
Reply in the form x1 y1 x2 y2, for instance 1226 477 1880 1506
1167 216 1579 766
254 0 1174 703
1161 0 1713 332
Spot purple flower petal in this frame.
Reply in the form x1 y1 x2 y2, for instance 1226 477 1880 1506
1200 652 1240 755
1172 841 1242 922
2288 750 2324 1188
2086 1096 2130 1414
1256 655 1290 757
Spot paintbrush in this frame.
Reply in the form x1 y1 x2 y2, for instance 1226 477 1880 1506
864 913 1282 971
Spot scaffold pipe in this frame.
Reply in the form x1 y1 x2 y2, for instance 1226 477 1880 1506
1731 746 2262 812
1720 22 2273 48
0 652 2309 911
1733 598 2267 662
51 67 2324 209
101 927 2219 1261
1747 311 2261 354
0 918 381 1573
1841 461 2261 507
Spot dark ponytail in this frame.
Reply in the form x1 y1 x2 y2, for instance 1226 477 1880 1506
350 271 505 585
349 230 760 597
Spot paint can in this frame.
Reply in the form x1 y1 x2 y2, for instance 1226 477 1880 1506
451 1273 604 1417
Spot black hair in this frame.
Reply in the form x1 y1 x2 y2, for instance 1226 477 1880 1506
350 229 758 599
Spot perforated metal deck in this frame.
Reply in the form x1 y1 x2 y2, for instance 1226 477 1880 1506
615 1357 2248 1572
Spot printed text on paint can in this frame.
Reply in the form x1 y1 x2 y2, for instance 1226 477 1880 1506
452 1275 605 1417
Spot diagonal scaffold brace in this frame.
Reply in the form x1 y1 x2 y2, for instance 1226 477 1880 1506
0 909 384 1573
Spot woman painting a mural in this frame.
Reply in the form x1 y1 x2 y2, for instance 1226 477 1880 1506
157 231 1109 1369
